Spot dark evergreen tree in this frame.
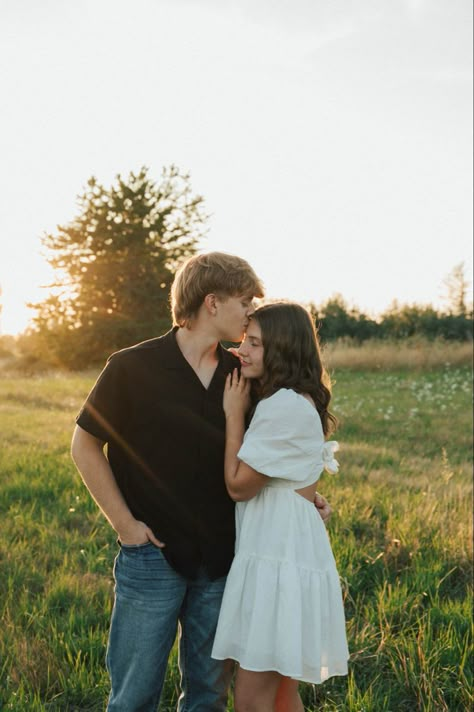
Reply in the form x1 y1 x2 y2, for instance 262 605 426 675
30 166 206 367
311 295 379 342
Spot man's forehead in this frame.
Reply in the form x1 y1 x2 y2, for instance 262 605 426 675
228 292 256 301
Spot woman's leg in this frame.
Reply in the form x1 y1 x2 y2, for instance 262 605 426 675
275 677 304 712
233 667 282 712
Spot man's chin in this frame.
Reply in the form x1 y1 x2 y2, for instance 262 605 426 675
226 333 244 344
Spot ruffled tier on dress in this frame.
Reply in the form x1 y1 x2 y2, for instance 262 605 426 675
211 487 349 683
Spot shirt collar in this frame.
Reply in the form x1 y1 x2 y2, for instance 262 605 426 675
160 326 224 370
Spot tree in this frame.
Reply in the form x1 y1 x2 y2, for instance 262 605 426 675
442 262 470 316
311 295 379 342
29 166 206 367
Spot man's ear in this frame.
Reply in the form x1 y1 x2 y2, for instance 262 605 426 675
204 293 218 315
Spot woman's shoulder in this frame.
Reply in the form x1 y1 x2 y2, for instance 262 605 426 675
258 388 313 407
255 388 319 420
246 388 325 453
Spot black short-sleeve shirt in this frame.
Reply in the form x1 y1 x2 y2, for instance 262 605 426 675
76 327 240 579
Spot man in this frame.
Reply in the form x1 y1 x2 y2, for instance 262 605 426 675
71 252 331 711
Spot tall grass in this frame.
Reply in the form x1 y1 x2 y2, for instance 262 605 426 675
324 337 472 371
0 358 472 710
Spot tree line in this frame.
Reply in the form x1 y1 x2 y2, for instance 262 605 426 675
4 166 471 370
311 295 472 343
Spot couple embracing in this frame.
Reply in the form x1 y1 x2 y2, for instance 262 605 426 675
72 252 349 712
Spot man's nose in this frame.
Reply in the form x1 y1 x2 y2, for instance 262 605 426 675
247 301 255 315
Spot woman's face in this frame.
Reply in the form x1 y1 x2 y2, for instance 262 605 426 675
237 319 264 380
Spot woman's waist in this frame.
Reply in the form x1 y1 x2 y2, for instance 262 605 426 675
234 495 331 562
236 486 321 519
265 475 320 490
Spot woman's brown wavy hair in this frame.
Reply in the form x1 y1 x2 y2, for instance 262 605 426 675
251 302 337 436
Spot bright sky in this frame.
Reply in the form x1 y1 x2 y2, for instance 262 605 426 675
0 0 472 334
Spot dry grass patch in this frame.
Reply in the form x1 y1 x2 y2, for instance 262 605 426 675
324 338 473 371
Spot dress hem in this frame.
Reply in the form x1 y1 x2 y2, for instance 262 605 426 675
210 654 349 685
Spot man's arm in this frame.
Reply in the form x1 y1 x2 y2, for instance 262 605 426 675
71 425 164 547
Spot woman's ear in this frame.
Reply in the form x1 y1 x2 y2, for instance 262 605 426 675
204 293 218 315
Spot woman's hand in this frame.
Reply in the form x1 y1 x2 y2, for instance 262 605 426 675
223 368 251 418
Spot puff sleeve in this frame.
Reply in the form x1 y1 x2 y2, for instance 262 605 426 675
237 389 339 482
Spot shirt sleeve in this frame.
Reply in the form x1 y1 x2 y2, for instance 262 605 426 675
75 353 128 443
237 389 331 482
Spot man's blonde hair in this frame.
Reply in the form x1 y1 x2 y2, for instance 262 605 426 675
171 252 265 326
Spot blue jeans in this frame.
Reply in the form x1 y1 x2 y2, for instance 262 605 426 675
106 543 234 712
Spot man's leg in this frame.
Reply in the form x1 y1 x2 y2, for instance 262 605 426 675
177 570 234 712
106 543 186 712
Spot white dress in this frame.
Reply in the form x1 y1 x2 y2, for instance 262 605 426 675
211 388 349 684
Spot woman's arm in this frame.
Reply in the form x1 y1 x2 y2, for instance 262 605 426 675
223 370 269 502
223 371 336 516
224 411 269 501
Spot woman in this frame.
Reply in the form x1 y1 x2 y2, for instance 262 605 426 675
212 302 349 712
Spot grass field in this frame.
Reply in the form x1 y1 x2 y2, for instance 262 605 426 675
0 347 472 710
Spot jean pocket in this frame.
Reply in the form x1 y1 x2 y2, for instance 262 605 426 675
115 543 179 592
119 541 155 550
